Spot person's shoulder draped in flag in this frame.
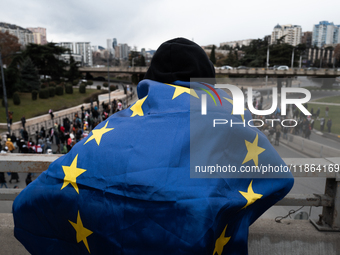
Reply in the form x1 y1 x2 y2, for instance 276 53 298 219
13 37 293 254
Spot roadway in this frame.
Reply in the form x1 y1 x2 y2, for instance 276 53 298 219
257 77 339 220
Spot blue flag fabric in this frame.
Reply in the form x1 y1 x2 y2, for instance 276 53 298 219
13 79 293 255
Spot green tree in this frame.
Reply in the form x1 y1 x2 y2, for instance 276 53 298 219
0 31 22 98
20 57 40 92
66 56 80 82
140 55 146 66
269 43 294 66
210 45 216 64
22 43 68 81
239 38 268 67
223 49 239 67
0 54 22 98
333 44 340 67
219 45 231 50
129 51 144 66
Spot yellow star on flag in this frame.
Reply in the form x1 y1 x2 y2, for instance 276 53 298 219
212 224 231 255
242 133 265 166
69 211 93 253
223 97 247 122
84 121 114 146
61 154 86 194
168 84 199 100
239 180 263 209
130 95 148 117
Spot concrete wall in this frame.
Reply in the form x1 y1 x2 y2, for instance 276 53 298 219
1 214 339 254
0 213 29 255
249 219 339 255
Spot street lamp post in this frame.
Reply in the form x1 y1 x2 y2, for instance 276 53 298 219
265 42 270 99
0 51 11 134
299 55 302 68
291 47 295 69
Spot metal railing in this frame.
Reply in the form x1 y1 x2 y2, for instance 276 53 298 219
0 155 339 231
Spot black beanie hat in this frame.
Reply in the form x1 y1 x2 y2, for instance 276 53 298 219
144 37 215 83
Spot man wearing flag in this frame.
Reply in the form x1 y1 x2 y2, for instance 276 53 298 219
13 38 293 254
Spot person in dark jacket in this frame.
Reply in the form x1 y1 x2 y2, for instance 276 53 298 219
21 116 26 128
0 172 8 188
12 38 294 255
327 119 332 133
25 173 32 186
9 172 19 183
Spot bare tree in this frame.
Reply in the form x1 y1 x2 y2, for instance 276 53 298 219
0 31 21 66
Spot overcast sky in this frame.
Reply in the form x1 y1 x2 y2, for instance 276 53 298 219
1 0 339 51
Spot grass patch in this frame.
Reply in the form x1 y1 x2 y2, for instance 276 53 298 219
0 89 107 123
314 96 340 104
308 103 340 135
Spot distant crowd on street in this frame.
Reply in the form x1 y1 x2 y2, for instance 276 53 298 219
0 96 132 188
248 96 333 146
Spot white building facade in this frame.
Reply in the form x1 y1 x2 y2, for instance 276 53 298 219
271 24 302 46
57 42 93 66
107 39 113 54
0 22 34 48
312 21 340 48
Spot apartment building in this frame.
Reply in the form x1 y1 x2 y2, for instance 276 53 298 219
27 27 47 45
312 21 340 48
57 42 93 66
0 22 34 47
271 24 302 46
115 43 129 60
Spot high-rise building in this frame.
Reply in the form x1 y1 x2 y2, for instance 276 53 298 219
75 42 93 66
271 24 302 46
312 21 340 48
57 42 93 66
107 39 113 54
27 27 47 45
0 22 34 47
112 38 117 48
115 43 129 60
57 42 74 52
301 32 312 48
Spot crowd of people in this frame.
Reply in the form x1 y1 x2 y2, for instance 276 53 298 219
0 97 130 188
251 103 333 146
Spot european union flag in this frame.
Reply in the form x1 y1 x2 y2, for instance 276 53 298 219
13 79 293 254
